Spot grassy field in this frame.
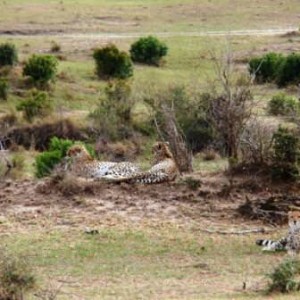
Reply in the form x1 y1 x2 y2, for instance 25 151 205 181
1 223 291 299
1 0 299 34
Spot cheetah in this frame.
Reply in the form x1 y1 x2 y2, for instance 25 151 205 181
256 211 300 255
66 144 141 179
103 141 179 184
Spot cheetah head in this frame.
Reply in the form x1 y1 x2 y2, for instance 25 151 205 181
66 145 92 161
152 141 174 163
288 210 300 230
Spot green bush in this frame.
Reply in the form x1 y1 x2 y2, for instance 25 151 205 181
268 259 300 293
35 138 95 178
268 93 299 116
35 150 62 178
93 44 133 79
23 54 58 86
16 90 53 122
276 53 300 87
248 52 284 83
0 78 8 100
271 127 300 181
130 36 168 66
0 43 18 67
35 137 75 178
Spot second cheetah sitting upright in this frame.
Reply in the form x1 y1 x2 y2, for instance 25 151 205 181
66 144 141 179
102 141 179 184
256 211 300 255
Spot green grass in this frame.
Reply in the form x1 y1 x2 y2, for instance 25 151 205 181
0 224 290 299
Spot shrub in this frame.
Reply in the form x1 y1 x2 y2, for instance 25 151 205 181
50 41 61 53
248 52 284 83
93 44 133 79
0 78 8 100
23 54 58 86
271 126 300 181
268 93 299 116
267 259 300 293
0 43 18 67
35 137 74 178
16 90 53 122
0 248 36 299
130 35 168 66
276 53 300 87
35 150 62 178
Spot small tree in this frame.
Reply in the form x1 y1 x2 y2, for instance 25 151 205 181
16 90 53 122
0 43 18 67
93 44 133 79
209 51 253 163
130 36 168 66
23 54 58 87
89 80 134 139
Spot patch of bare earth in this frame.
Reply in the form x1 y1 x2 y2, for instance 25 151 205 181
0 173 272 234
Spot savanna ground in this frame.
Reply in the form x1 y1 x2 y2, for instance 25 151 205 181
1 0 300 299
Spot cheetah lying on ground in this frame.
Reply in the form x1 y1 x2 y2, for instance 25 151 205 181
66 144 141 179
102 141 179 184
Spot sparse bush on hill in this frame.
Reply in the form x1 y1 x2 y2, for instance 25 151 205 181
130 35 168 66
16 90 53 122
23 54 58 87
0 248 36 299
0 42 18 67
89 80 135 139
93 44 133 79
276 52 300 87
271 126 300 181
0 78 8 100
267 259 300 293
268 93 299 116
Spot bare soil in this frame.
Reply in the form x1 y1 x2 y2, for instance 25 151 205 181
0 173 280 234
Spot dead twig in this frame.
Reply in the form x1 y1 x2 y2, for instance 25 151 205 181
198 227 273 235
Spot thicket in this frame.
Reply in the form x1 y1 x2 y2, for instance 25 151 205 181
0 43 18 67
130 36 168 66
268 93 299 116
16 90 53 122
93 44 133 79
249 52 300 87
23 54 58 87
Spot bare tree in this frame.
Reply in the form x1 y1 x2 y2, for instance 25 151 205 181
208 50 254 163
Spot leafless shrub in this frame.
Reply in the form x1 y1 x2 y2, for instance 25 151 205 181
240 118 277 164
208 49 254 164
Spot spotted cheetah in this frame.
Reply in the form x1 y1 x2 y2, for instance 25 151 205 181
256 211 300 255
103 141 179 184
66 144 141 179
